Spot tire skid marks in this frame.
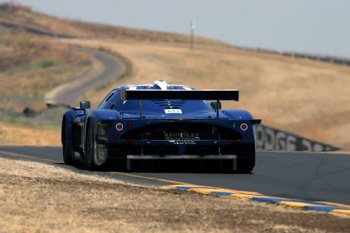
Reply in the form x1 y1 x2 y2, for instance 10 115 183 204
162 185 350 216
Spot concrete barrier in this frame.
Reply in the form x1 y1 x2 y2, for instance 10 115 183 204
255 124 339 152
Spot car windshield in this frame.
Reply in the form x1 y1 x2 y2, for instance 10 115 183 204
121 99 213 113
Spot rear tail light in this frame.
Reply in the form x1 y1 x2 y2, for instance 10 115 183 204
116 123 124 131
240 123 249 131
246 133 251 139
127 122 133 128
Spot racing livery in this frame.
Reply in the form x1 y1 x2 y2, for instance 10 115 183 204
61 80 261 172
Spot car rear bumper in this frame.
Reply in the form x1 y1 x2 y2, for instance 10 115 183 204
126 154 237 171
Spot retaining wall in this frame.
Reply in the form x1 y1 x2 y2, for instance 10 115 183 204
255 124 339 152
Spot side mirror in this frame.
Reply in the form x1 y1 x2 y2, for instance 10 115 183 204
210 101 222 111
80 101 91 109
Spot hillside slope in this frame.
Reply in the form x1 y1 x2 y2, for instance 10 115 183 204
75 40 350 149
0 3 228 47
0 32 93 113
0 3 349 149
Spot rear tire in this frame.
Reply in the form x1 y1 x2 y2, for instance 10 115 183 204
112 158 128 171
62 119 74 165
237 158 255 173
85 123 97 170
235 144 256 173
85 123 107 170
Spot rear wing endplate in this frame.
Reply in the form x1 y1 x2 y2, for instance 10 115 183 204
250 119 262 125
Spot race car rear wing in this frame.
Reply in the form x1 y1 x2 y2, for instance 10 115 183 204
120 89 239 119
120 89 239 101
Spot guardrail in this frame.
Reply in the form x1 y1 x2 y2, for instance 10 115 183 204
255 124 340 152
253 48 350 67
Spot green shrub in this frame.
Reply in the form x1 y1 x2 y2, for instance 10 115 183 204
40 59 55 68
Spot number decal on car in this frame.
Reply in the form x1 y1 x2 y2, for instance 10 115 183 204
164 109 182 114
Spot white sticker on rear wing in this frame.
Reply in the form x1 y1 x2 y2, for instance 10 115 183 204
164 109 182 114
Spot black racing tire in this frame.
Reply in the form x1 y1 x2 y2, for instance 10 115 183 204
62 119 74 165
112 158 128 171
85 123 97 170
236 158 255 174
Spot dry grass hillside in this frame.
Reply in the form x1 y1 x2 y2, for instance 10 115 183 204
0 3 349 149
76 40 350 149
0 32 93 113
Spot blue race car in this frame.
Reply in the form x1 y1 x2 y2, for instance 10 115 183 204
61 80 261 172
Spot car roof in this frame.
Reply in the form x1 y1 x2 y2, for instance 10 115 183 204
116 80 193 92
124 84 192 90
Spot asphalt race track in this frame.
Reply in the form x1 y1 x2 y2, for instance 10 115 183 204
0 146 349 206
45 48 126 107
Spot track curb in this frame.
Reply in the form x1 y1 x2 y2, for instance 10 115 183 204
162 185 350 216
2 148 349 217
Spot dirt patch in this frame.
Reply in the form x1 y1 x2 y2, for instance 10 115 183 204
0 157 349 232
